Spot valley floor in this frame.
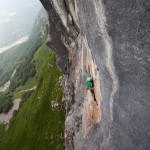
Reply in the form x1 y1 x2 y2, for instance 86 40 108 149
0 43 65 150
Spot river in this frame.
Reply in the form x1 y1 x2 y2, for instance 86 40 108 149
0 36 29 54
0 69 19 124
0 69 16 92
0 99 21 124
0 69 36 124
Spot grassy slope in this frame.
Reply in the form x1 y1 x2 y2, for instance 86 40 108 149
0 124 6 140
0 44 65 150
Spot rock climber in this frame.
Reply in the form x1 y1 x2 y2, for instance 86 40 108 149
86 71 97 103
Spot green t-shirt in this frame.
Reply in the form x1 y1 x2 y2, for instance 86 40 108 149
86 81 93 88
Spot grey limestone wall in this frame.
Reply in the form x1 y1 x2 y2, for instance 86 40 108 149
39 0 150 150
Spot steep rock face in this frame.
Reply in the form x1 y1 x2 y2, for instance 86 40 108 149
39 0 150 150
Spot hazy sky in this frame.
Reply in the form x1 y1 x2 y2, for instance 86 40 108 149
0 0 42 23
0 0 41 11
0 0 43 47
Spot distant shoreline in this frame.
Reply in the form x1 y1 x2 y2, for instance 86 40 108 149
0 35 29 53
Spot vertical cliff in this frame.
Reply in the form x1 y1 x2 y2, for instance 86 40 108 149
39 0 150 150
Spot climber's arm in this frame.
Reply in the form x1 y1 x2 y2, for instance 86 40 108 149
87 87 94 90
